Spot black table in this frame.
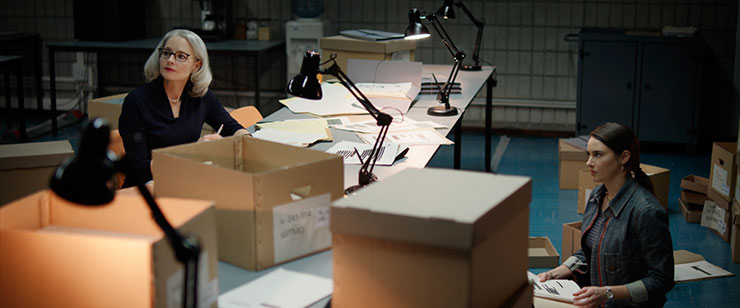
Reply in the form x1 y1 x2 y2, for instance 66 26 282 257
47 38 285 136
1 55 27 141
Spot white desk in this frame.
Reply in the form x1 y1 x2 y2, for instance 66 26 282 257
219 64 494 306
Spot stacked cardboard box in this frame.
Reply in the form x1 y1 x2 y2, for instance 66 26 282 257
561 221 583 261
679 175 710 223
319 35 416 73
705 142 737 242
0 140 74 205
331 168 532 308
558 138 588 190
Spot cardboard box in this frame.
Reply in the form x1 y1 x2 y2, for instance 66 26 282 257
709 142 738 203
701 198 732 242
561 221 582 261
529 237 560 268
680 174 709 194
731 200 740 263
577 163 670 214
0 140 74 205
558 139 588 190
679 197 703 224
331 168 532 308
0 190 218 308
681 190 709 206
504 282 534 308
319 35 416 73
88 93 127 129
735 156 740 203
152 136 343 270
534 297 577 308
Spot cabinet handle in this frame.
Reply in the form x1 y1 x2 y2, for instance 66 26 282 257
626 83 632 89
644 84 651 90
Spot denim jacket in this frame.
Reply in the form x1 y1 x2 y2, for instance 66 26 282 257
562 178 674 307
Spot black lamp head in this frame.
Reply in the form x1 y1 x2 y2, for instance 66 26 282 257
50 118 117 205
287 50 323 100
437 0 456 19
404 8 431 40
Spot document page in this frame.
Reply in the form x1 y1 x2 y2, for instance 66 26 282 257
218 268 332 308
675 260 734 282
528 271 581 303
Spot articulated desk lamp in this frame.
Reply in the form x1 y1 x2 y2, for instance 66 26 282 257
405 8 465 116
436 0 485 71
287 51 393 194
49 118 201 308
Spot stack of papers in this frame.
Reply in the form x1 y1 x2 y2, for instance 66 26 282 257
326 141 402 166
253 118 332 147
218 268 332 308
528 271 581 303
280 83 367 116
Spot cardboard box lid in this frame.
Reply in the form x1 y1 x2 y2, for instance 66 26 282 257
528 237 560 268
320 35 416 54
331 168 532 250
559 139 588 161
680 174 709 194
0 140 74 171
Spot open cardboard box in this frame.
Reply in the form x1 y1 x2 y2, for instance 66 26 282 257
0 140 74 205
680 174 709 194
679 198 703 224
0 190 218 308
577 163 670 214
153 136 343 270
88 93 127 129
529 237 560 268
331 168 532 308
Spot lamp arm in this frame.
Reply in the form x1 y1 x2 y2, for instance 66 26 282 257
323 59 392 127
426 13 463 60
454 1 484 66
123 158 200 308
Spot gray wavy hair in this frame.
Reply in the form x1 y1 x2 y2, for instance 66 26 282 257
143 29 212 97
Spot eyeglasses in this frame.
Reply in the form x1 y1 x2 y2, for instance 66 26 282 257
158 48 191 63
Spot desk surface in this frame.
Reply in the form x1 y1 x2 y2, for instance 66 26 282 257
222 64 494 306
259 64 494 189
47 38 284 53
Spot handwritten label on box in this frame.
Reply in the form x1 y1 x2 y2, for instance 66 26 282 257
700 200 727 235
272 193 332 264
712 164 730 197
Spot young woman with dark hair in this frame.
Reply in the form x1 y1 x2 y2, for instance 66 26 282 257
538 122 674 308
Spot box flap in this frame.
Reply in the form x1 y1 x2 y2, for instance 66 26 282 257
0 140 74 170
674 249 705 264
331 168 531 250
320 35 416 54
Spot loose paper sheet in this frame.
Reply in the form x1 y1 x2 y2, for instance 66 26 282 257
326 140 400 166
528 271 581 303
334 118 446 134
280 83 367 116
357 128 454 146
675 260 735 282
272 193 332 265
252 129 326 148
218 268 332 308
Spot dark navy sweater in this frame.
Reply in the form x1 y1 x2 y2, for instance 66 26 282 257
118 77 243 186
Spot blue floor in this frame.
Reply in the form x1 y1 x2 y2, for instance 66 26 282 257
4 112 739 307
428 133 740 307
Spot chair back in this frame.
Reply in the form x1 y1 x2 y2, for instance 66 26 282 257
229 106 263 128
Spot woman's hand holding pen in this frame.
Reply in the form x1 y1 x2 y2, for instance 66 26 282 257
200 124 224 141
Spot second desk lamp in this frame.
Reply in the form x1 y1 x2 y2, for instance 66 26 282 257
405 8 464 116
436 0 485 71
287 51 393 194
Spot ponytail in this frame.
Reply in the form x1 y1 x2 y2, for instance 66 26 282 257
632 167 655 196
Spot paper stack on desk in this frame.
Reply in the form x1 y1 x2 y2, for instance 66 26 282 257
218 268 332 308
326 141 402 166
528 271 581 303
253 118 332 147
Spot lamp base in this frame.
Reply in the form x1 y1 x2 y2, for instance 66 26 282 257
461 64 482 71
427 105 458 116
344 184 365 195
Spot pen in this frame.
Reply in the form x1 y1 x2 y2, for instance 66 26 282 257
216 124 224 135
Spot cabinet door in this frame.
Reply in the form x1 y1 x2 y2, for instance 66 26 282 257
577 41 637 135
637 43 699 143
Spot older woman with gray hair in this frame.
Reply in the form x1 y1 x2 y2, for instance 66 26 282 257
118 29 249 187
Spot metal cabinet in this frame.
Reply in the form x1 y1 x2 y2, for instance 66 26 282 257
575 29 702 146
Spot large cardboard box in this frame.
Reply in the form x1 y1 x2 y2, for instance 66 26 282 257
561 221 582 261
529 237 560 268
88 93 127 129
731 200 740 263
709 142 738 203
319 35 416 73
331 168 532 308
153 136 343 270
0 190 218 308
0 140 74 205
577 163 670 214
559 139 588 190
